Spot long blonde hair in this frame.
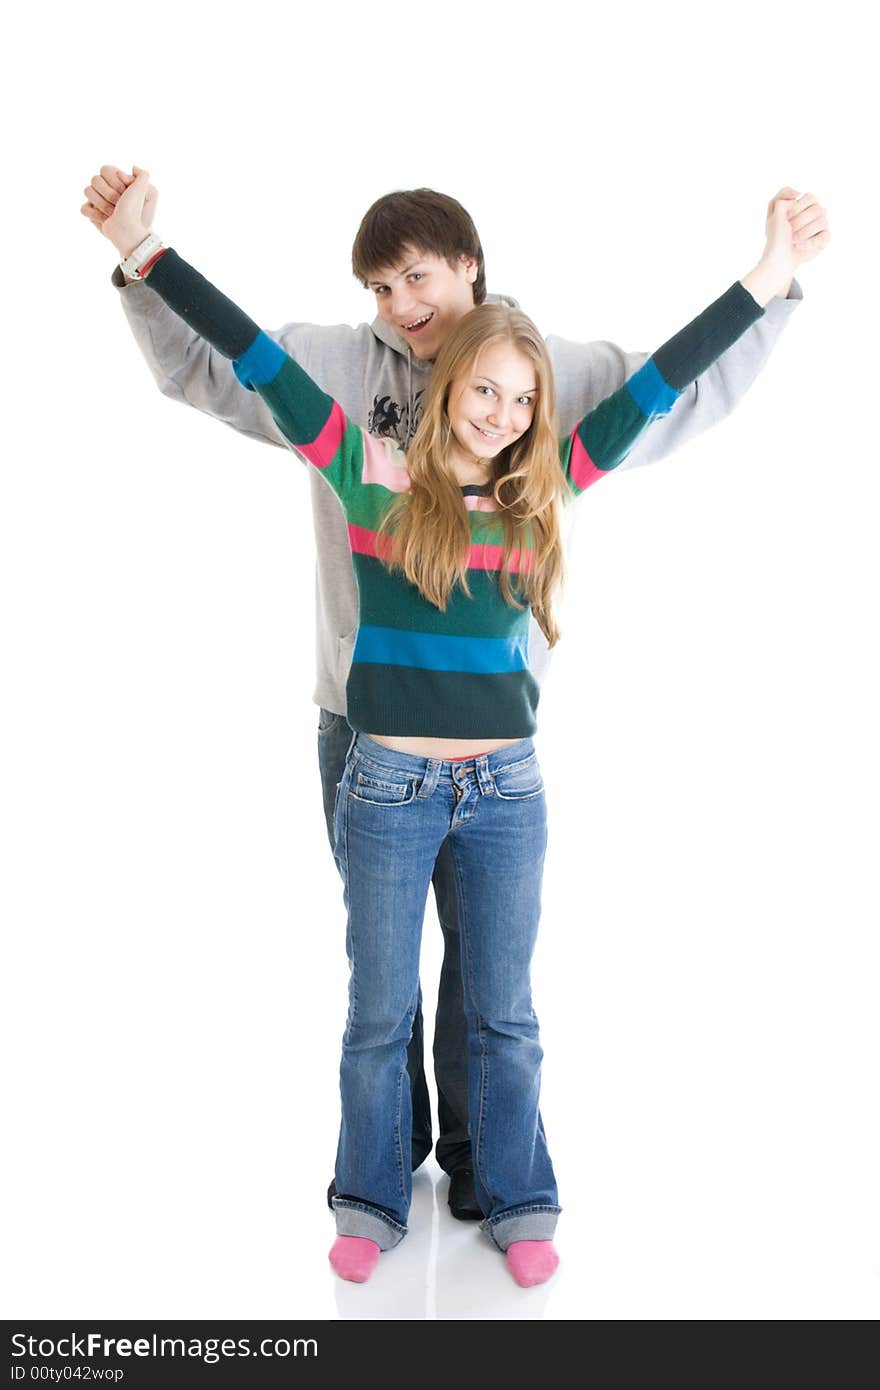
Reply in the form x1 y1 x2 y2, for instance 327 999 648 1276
378 305 566 646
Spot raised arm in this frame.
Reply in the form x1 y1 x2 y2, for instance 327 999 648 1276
549 188 829 465
81 164 369 451
560 191 829 494
98 169 367 505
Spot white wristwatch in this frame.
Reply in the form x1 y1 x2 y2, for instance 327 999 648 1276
119 233 163 281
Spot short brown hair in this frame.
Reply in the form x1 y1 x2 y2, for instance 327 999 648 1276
352 189 486 305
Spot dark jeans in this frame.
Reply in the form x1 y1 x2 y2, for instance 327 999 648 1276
317 708 472 1175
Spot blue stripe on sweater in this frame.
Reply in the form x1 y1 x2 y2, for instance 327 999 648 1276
625 358 680 419
234 330 287 388
353 626 530 674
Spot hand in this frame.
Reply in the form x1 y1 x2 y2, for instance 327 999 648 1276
784 189 831 267
742 187 831 305
80 164 158 257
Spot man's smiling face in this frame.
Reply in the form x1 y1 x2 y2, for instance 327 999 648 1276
366 245 478 360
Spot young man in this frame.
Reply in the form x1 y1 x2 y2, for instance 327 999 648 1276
81 169 816 1221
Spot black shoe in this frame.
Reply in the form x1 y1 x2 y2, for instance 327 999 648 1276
448 1168 482 1221
327 1179 336 1211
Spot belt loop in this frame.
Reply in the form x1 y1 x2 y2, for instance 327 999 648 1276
418 758 441 799
475 754 494 796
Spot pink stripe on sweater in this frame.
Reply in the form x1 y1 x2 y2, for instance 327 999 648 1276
463 493 498 512
469 542 532 573
568 430 605 492
347 523 530 573
348 523 393 561
297 400 347 470
360 432 411 492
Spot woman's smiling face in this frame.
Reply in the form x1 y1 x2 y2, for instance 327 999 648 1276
445 341 538 472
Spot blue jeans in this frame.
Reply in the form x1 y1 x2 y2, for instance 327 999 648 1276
318 710 470 1174
330 734 560 1251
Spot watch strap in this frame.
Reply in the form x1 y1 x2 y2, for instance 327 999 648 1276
120 233 163 281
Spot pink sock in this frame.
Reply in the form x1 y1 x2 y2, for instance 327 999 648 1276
329 1235 381 1283
505 1240 560 1287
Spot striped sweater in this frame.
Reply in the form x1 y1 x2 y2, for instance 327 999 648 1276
145 251 763 738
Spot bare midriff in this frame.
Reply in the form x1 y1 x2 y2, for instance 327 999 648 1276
366 734 521 759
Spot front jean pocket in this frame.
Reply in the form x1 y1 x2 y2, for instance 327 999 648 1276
349 770 417 807
492 754 544 801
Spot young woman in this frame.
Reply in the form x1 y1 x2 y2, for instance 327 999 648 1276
97 170 818 1287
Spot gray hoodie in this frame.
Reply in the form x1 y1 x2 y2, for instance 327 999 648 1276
111 269 802 713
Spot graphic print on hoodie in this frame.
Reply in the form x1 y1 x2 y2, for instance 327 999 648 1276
368 388 425 442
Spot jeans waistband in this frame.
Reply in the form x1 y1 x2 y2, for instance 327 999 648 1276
350 733 537 783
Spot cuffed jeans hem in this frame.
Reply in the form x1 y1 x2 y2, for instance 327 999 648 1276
481 1204 561 1251
331 1198 407 1251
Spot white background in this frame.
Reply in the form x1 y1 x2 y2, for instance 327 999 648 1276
2 0 877 1321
